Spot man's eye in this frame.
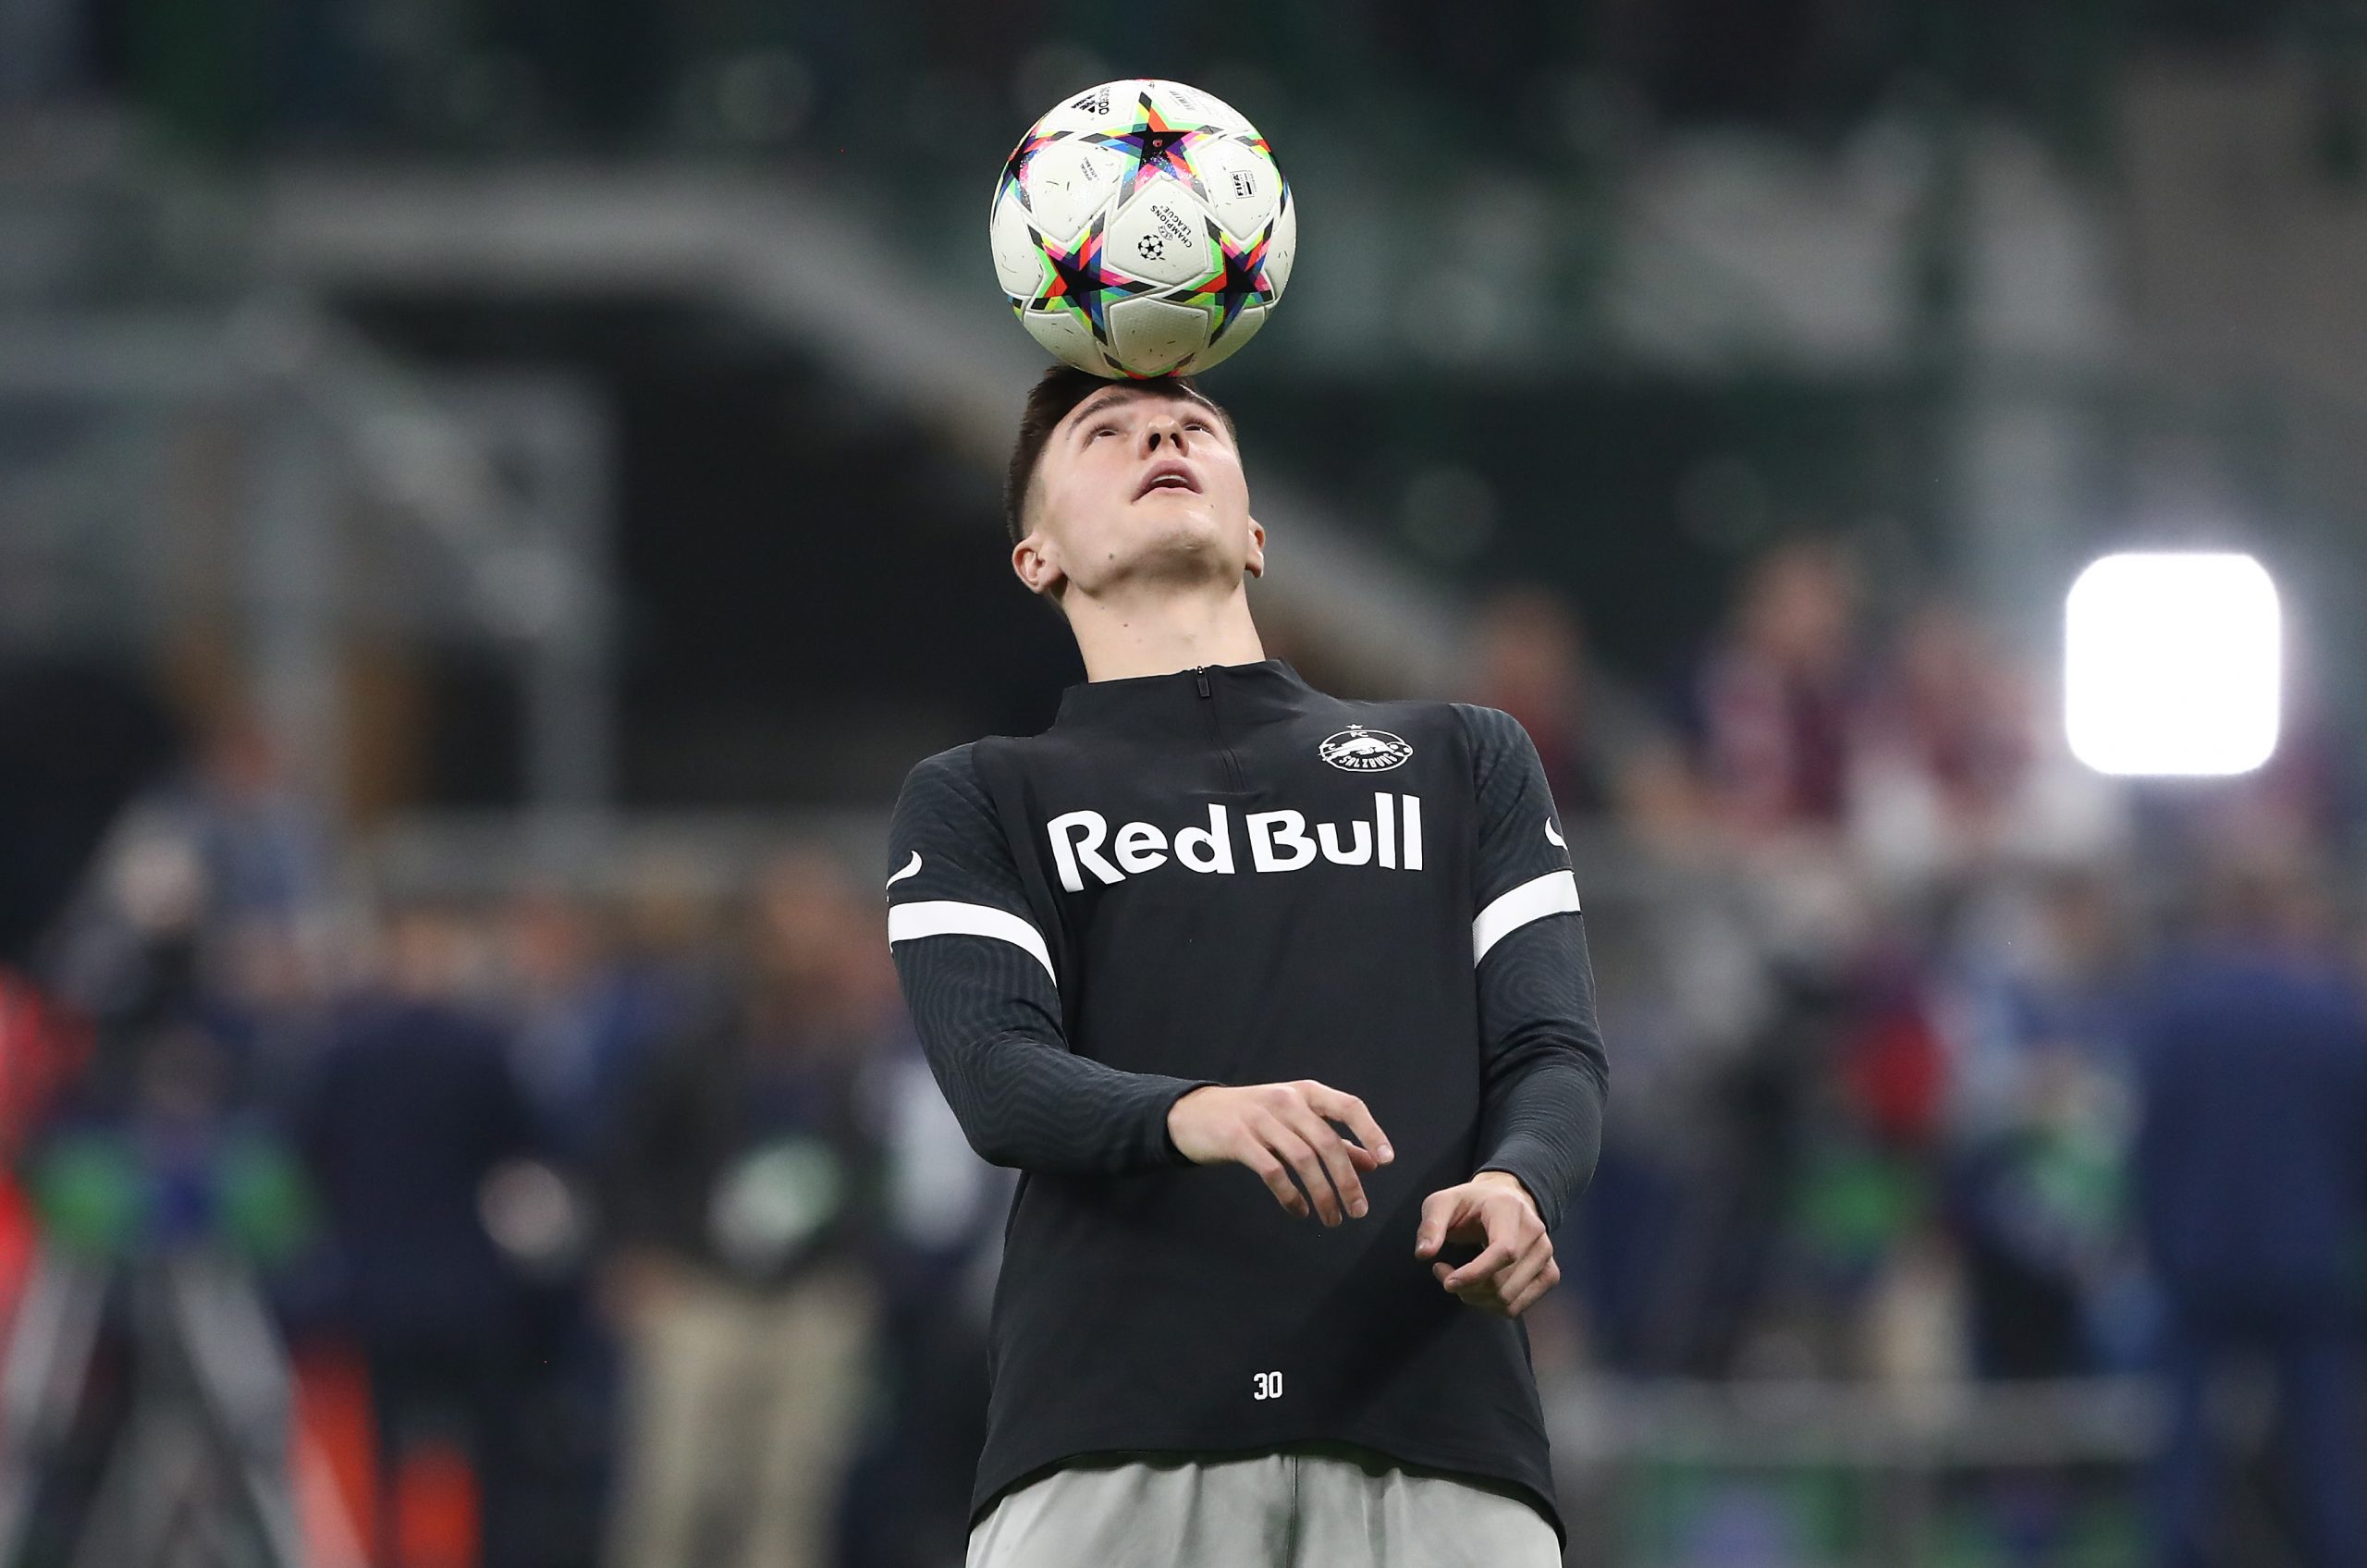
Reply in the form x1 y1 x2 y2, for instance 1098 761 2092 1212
1090 426 1117 439
1185 419 1209 432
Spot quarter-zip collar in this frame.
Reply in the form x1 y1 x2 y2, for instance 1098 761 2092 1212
1052 657 1316 734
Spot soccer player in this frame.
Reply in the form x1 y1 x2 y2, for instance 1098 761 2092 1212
887 365 1609 1568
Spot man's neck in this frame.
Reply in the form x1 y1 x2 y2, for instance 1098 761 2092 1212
1066 582 1267 682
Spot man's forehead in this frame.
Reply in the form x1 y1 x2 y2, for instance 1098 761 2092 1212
1059 383 1220 432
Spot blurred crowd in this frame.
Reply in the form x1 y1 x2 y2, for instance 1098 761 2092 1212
3 716 1006 1568
1466 540 2366 1566
0 537 2361 1568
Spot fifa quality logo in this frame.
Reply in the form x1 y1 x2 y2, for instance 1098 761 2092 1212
1318 726 1414 773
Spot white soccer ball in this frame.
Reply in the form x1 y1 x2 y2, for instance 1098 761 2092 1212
989 78 1296 379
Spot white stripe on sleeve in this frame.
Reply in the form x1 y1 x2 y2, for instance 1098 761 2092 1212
1471 870 1582 965
889 900 1058 986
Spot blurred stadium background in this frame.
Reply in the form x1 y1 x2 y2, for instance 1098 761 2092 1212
5 2 2367 1565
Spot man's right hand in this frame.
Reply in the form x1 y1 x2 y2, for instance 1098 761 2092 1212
1166 1081 1393 1225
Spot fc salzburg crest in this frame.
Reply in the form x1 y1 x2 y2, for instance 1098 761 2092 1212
1318 726 1414 772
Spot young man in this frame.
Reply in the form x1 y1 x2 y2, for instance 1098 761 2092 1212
886 365 1609 1568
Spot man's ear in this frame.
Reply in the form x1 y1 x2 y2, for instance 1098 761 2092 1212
1245 517 1267 580
1012 533 1065 597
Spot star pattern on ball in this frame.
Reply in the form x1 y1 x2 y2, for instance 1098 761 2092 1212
1027 216 1125 343
1083 92 1207 199
998 127 1061 211
1189 215 1278 336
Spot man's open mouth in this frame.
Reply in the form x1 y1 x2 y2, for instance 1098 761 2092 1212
1135 462 1201 498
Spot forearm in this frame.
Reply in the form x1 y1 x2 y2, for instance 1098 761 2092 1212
1474 917 1610 1233
896 937 1208 1175
1477 1052 1604 1233
932 1027 1209 1174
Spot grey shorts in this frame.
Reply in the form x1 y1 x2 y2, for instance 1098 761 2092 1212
965 1447 1561 1568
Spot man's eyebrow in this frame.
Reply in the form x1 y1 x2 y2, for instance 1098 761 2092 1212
1064 387 1219 438
1067 389 1134 432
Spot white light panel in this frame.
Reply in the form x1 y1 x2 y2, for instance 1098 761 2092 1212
2065 551 2280 777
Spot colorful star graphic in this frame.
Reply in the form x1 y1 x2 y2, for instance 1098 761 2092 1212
1189 216 1277 336
1083 92 1206 198
999 127 1060 211
1027 216 1122 342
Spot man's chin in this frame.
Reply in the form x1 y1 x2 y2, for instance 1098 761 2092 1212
1086 533 1250 594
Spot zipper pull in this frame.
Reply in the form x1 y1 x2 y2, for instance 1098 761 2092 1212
1194 668 1211 698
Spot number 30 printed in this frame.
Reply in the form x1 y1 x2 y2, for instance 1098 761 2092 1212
1252 1371 1284 1401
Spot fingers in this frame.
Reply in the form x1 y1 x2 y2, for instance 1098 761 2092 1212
1440 1240 1557 1316
1491 1243 1555 1311
1277 1102 1367 1219
1419 1180 1561 1317
1482 1251 1561 1318
1503 1257 1563 1318
1205 1082 1395 1225
1414 1188 1466 1258
1440 1238 1517 1293
1301 1083 1392 1167
1236 1141 1310 1219
1255 1115 1346 1225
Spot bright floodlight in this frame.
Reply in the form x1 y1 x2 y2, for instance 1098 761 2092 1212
2066 552 2280 777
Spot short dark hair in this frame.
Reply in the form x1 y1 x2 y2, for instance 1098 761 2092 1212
1001 365 1236 546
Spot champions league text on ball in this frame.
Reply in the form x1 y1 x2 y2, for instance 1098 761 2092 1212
991 79 1297 379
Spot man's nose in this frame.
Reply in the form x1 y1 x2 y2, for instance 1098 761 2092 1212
1144 418 1185 451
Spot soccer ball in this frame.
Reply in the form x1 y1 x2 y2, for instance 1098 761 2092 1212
989 79 1295 379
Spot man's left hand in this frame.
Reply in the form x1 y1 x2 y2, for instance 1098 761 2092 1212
1414 1171 1559 1318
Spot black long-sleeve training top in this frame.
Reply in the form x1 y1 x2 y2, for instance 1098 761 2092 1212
885 656 1609 1540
